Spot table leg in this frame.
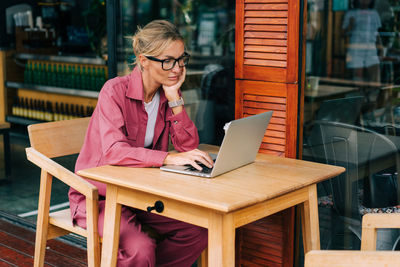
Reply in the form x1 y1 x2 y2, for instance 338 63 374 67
300 184 320 253
101 185 122 267
208 212 235 267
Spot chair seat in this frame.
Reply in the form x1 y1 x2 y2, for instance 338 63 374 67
49 208 87 237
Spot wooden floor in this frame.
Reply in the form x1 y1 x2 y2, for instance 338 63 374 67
0 217 87 267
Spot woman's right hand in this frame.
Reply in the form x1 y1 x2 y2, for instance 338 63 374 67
163 149 214 171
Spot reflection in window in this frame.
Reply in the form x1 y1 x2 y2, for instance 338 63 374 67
303 0 400 254
342 0 382 82
117 0 235 145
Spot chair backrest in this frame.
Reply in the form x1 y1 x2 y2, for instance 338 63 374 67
308 121 400 218
361 213 400 250
305 250 400 267
309 121 360 218
27 117 90 158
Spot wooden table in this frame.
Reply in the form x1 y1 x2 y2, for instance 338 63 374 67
77 145 345 266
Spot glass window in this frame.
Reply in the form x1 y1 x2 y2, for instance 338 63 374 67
0 0 107 222
0 0 234 224
117 0 236 145
304 0 400 252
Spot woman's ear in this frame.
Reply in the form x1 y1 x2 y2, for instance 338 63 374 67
138 54 147 71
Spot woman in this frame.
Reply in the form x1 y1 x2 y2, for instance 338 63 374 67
69 20 213 266
342 0 382 82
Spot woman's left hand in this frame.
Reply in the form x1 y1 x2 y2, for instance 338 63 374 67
162 67 186 101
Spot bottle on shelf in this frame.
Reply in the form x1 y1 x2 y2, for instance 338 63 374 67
45 101 53 121
44 62 50 86
32 98 40 120
24 98 30 118
82 66 88 90
19 97 25 117
32 62 38 84
32 99 37 119
23 59 107 91
62 64 68 88
77 104 83 118
54 102 60 121
12 97 20 117
38 100 45 121
75 65 82 89
86 106 94 117
24 60 32 84
60 102 66 120
51 63 57 86
43 100 48 121
64 103 69 120
68 65 75 88
56 64 63 87
28 98 33 119
70 104 77 119
79 105 85 117
18 97 23 117
38 62 44 85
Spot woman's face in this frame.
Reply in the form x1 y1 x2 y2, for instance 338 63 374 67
143 40 186 87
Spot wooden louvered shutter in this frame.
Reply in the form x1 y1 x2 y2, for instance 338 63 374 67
235 0 300 158
234 0 301 266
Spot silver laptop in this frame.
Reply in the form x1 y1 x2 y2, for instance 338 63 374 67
160 111 273 178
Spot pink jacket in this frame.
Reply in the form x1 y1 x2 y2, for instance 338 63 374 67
69 67 199 213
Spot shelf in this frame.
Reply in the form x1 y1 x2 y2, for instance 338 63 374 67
5 81 99 98
14 53 106 65
6 115 43 126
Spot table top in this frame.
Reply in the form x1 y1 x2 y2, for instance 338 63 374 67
305 85 358 99
317 77 388 89
78 145 344 213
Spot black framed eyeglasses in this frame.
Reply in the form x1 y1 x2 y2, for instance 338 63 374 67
145 52 190 71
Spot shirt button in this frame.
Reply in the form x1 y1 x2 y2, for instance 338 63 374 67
174 120 178 124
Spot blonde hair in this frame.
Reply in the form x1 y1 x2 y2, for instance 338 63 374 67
132 20 184 70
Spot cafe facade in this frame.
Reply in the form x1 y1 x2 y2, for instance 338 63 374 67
1 0 400 265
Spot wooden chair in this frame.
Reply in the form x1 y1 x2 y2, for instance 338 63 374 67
26 117 208 267
305 213 400 267
26 117 101 267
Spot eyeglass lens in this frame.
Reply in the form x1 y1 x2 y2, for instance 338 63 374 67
163 55 189 70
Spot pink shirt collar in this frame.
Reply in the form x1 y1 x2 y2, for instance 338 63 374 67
126 67 168 104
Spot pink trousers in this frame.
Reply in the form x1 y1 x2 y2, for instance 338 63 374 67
72 200 208 267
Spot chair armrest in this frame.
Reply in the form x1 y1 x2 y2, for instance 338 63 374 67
26 147 98 200
305 250 400 267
